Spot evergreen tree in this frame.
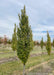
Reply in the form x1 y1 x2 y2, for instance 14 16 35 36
17 6 33 75
46 31 51 55
53 39 54 47
40 37 44 54
12 24 17 51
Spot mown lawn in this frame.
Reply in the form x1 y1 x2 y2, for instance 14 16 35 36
0 53 54 75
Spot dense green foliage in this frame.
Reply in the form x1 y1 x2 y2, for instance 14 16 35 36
17 6 33 65
53 39 54 47
7 39 12 44
46 31 51 55
40 37 43 49
12 24 17 51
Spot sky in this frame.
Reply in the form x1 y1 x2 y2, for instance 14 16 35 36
0 0 54 42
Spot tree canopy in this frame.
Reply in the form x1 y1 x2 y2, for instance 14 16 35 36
46 31 51 55
12 24 17 51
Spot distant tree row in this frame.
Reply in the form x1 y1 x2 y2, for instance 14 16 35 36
34 39 54 47
40 31 52 55
0 35 12 45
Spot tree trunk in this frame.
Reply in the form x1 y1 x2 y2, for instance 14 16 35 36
42 48 43 54
23 64 25 75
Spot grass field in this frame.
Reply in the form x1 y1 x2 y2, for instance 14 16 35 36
30 46 46 55
0 52 17 59
0 53 54 75
0 45 54 59
0 45 54 75
0 44 12 53
28 59 54 75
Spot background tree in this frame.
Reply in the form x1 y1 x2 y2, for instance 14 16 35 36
12 24 17 51
3 35 7 45
40 37 44 54
17 6 33 75
7 39 12 44
0 37 2 44
46 31 51 55
53 39 54 47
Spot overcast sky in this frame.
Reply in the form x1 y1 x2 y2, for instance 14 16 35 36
0 0 54 41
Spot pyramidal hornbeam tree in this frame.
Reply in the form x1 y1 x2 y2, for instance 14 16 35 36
17 6 33 75
12 24 17 51
46 31 51 55
40 37 44 54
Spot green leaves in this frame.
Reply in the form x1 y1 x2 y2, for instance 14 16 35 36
40 37 43 49
17 6 33 65
46 31 51 55
12 24 17 51
53 39 54 47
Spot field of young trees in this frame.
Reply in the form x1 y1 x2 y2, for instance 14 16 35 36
0 5 54 75
0 44 54 75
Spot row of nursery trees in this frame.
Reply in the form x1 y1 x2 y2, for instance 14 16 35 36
0 36 11 44
12 6 52 75
40 31 51 55
34 38 54 46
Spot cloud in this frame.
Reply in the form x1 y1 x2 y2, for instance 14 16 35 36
0 0 54 41
0 15 19 39
32 24 54 32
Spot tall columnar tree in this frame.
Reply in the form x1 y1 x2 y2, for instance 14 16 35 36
17 6 33 75
46 31 51 55
40 37 44 54
53 39 54 47
12 24 17 51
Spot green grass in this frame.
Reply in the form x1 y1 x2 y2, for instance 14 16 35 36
30 46 54 55
0 46 54 59
0 45 17 59
0 50 13 53
0 45 54 75
0 47 12 53
0 52 17 59
28 57 54 75
30 46 46 54
0 53 54 75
